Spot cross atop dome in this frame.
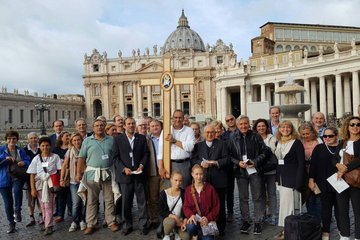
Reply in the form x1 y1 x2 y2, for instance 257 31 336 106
177 9 189 28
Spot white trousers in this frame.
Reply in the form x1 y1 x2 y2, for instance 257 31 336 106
277 185 300 227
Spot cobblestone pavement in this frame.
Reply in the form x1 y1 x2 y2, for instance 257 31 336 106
0 185 354 240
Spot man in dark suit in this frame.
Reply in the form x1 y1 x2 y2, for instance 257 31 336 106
113 117 150 236
49 120 64 151
191 124 229 236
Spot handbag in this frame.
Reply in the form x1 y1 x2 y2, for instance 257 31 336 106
191 188 219 236
342 147 360 188
39 155 62 193
8 149 29 182
156 193 181 238
262 150 278 173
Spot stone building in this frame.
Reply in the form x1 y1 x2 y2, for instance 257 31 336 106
0 88 85 130
83 10 236 121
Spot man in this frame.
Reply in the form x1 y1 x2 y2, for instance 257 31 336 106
49 120 64 151
222 114 238 222
23 132 41 227
113 115 124 134
312 112 326 137
139 118 162 228
190 122 204 143
228 115 269 235
76 119 119 235
75 118 91 139
191 125 229 236
268 106 281 136
158 109 195 189
113 117 150 235
183 114 190 126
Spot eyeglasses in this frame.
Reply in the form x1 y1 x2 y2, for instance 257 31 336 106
225 118 234 122
323 134 335 138
349 123 360 127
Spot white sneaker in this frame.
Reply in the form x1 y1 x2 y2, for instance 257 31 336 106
163 235 170 240
68 222 78 232
174 233 181 240
339 235 349 240
80 221 86 231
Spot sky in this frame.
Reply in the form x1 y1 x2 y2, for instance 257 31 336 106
1 0 360 96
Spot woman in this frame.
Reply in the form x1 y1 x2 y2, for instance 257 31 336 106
333 116 360 240
53 131 71 223
60 133 86 232
274 120 305 240
308 127 339 240
183 164 220 240
0 130 30 233
298 122 322 218
253 118 277 225
209 120 225 140
105 123 117 136
159 170 189 240
27 137 62 236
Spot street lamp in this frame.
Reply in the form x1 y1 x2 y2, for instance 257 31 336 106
35 103 51 135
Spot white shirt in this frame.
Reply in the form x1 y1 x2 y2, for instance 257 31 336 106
157 125 195 160
165 190 183 217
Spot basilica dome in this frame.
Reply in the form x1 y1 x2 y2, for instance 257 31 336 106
163 10 206 53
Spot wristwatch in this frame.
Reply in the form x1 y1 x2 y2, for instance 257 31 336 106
172 139 177 144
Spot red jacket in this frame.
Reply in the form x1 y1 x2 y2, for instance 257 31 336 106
183 182 220 221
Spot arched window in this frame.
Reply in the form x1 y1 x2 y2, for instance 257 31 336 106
285 45 292 51
198 80 204 91
310 46 317 52
276 45 283 52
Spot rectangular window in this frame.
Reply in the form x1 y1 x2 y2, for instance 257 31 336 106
8 109 13 124
216 56 223 64
79 111 82 118
48 111 51 123
325 32 332 41
301 30 308 40
182 102 190 115
68 111 71 120
126 104 133 117
275 29 284 40
293 30 300 40
341 32 347 42
154 103 161 117
62 111 65 118
317 31 324 41
333 32 340 42
111 65 116 71
20 109 24 123
93 64 99 72
30 110 34 123
55 110 58 120
284 29 292 39
309 30 316 41
74 111 77 120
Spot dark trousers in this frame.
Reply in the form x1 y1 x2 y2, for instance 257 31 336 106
226 171 234 214
0 179 24 225
336 186 360 238
320 191 338 233
215 187 226 234
120 180 148 230
306 192 322 219
56 186 72 218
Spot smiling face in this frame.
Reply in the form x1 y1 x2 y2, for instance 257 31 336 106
71 135 83 150
172 111 184 129
256 121 267 136
203 125 215 142
348 118 360 136
191 166 204 184
237 118 250 134
125 118 136 135
323 129 337 145
40 141 51 155
279 123 292 137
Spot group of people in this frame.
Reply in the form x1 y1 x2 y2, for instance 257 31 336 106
0 107 359 240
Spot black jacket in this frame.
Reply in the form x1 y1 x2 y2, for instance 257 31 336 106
159 189 185 219
228 130 269 178
191 139 229 188
332 139 360 172
113 132 149 184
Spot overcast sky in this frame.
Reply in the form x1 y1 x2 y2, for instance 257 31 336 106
1 0 360 95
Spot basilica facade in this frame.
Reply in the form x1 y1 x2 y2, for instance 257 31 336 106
83 11 360 123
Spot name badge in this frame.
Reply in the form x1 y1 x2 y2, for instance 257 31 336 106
102 154 109 160
278 159 285 165
41 162 49 168
129 152 133 158
242 155 248 162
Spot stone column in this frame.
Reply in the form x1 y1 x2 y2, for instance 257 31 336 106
265 85 272 104
335 74 344 118
326 77 334 115
319 76 327 116
84 83 92 122
343 75 352 114
171 88 175 114
352 71 360 116
133 81 138 118
147 86 152 116
260 84 266 102
240 85 246 115
118 82 124 117
216 85 221 120
310 80 318 114
304 78 311 121
137 82 142 118
274 82 280 105
102 82 110 119
221 87 227 120
190 84 195 115
175 85 181 109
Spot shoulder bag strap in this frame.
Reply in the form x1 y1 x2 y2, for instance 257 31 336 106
191 188 202 216
38 155 48 173
170 195 181 212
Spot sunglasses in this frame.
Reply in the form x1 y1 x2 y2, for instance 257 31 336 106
225 118 234 122
349 123 360 127
323 134 335 138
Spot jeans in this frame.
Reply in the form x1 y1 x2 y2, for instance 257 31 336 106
306 193 322 219
237 174 264 223
187 223 215 240
262 174 277 217
0 179 24 224
70 184 85 224
56 186 72 218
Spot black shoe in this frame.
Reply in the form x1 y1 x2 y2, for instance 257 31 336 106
253 223 262 235
7 224 15 234
150 222 160 229
140 226 149 235
240 221 251 234
14 213 22 222
26 220 36 227
122 227 133 236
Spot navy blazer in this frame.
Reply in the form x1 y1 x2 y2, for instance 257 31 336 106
191 139 229 188
49 133 57 152
113 132 149 184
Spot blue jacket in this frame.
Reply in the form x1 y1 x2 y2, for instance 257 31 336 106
0 145 31 188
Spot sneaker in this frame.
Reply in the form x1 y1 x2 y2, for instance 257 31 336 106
69 222 78 232
14 213 22 222
7 223 15 234
80 221 87 231
26 216 36 227
174 233 181 240
254 223 262 235
84 227 94 235
108 223 120 232
162 235 170 240
240 221 251 234
227 213 234 222
54 216 64 223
